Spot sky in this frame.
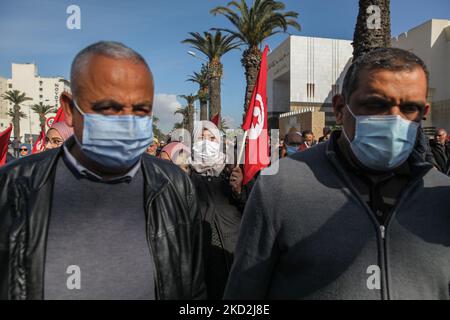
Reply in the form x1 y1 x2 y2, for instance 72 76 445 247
1 0 449 132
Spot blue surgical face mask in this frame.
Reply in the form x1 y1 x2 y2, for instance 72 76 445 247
73 100 154 169
342 104 419 171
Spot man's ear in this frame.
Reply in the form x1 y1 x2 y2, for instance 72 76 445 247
60 92 74 127
332 94 346 125
423 104 431 118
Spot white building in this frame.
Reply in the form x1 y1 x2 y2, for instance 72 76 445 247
0 63 70 140
267 35 353 131
392 19 450 132
0 76 9 130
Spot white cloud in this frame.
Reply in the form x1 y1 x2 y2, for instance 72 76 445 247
153 94 240 133
153 93 183 133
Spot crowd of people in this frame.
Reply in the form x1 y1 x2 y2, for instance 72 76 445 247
0 41 449 300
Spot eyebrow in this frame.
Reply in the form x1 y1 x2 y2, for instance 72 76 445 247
359 95 426 109
91 100 153 110
91 100 123 111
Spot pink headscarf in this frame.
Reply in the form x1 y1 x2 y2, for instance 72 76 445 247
160 142 191 161
49 122 74 141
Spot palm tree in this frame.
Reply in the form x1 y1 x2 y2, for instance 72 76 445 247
1 90 32 139
173 122 185 130
31 102 54 130
219 117 230 133
353 0 391 59
178 94 198 134
211 0 301 117
152 116 163 140
182 31 240 120
187 65 209 121
174 105 189 130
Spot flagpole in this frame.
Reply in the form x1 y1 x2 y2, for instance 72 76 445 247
236 130 248 168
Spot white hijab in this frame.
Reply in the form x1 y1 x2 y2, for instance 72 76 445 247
191 121 226 177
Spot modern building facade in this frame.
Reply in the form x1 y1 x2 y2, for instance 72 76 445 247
0 63 70 139
392 19 450 133
268 19 450 137
267 35 353 136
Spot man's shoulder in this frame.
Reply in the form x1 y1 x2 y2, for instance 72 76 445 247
141 154 191 186
280 142 328 172
259 142 332 187
423 166 450 186
0 149 60 182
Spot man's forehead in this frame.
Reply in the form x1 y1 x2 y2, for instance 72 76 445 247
77 55 153 93
357 68 428 97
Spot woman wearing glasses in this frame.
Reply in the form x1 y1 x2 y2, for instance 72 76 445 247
19 143 31 158
44 122 74 151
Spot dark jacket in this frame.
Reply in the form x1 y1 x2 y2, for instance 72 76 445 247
0 148 206 300
430 140 450 175
190 170 251 299
225 131 450 300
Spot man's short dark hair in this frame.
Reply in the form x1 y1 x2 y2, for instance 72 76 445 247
342 47 430 102
302 130 314 137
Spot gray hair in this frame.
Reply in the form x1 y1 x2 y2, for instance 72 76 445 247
70 41 150 97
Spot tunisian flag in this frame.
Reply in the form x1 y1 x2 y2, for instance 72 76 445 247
242 45 270 185
32 126 46 154
211 113 220 126
53 107 65 123
0 125 13 166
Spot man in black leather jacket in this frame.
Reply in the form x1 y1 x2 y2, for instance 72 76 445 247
0 41 205 300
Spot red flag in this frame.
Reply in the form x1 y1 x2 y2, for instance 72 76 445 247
242 45 270 185
32 126 46 154
0 125 13 166
53 107 65 123
211 113 220 126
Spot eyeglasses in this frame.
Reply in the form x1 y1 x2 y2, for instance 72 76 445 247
45 138 64 147
20 148 28 151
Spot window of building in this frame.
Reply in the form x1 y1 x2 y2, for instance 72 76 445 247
307 83 316 99
39 88 43 91
39 95 43 99
8 84 12 88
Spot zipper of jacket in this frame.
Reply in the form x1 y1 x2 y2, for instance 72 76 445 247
376 173 427 301
378 224 389 300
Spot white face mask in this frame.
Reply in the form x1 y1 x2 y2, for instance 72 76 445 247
192 140 221 165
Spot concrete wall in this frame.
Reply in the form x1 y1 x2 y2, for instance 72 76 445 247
290 36 353 105
267 35 353 129
279 111 325 139
392 19 450 130
268 37 291 114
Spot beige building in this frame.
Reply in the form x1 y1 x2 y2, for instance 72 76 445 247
0 76 9 131
392 19 450 132
0 63 70 140
279 109 326 139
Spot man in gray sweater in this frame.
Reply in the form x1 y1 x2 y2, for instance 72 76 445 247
224 48 450 300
